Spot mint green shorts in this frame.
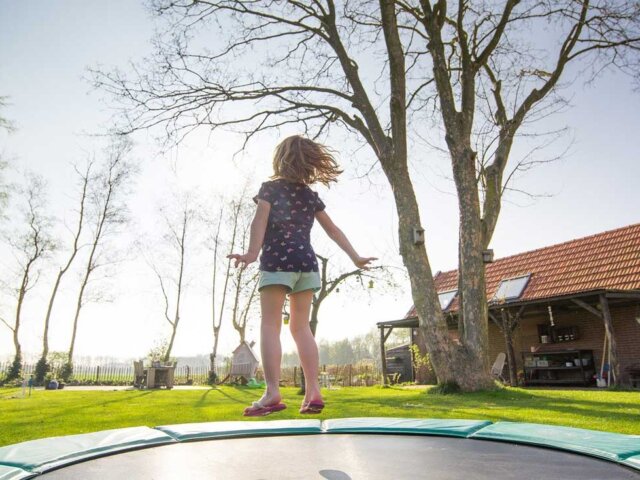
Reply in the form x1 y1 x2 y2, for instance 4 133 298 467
258 271 321 294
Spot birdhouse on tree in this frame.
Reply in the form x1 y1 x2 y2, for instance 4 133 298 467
229 341 260 381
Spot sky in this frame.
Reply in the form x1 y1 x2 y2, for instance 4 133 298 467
1 1 639 363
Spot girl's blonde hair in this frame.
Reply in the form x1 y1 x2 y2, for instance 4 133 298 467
272 135 342 186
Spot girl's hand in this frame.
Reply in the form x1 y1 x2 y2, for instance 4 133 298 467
227 252 258 269
353 256 377 270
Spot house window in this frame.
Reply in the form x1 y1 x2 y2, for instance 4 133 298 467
493 274 531 301
438 290 457 310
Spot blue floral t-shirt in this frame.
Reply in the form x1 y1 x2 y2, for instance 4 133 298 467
253 178 325 272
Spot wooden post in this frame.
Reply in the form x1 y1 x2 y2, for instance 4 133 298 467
499 309 518 386
599 294 619 385
348 364 352 387
96 365 100 383
409 328 415 382
380 327 388 385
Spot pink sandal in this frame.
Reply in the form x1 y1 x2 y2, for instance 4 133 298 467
299 401 325 414
243 400 287 417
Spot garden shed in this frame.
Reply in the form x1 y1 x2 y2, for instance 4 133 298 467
229 341 260 381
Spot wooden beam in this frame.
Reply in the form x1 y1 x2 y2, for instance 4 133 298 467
571 298 602 319
599 294 620 386
380 327 388 385
383 326 394 343
488 312 500 327
510 308 524 333
605 292 640 300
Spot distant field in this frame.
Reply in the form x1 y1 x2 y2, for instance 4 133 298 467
1 385 639 446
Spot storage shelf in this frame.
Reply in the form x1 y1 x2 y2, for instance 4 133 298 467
525 366 584 371
522 349 594 387
525 379 590 385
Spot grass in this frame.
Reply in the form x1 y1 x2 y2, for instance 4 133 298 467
1 385 639 446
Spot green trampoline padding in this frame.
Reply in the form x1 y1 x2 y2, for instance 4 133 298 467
471 421 640 464
323 417 491 437
624 455 640 470
0 465 34 480
1 418 639 475
156 419 322 441
0 426 175 473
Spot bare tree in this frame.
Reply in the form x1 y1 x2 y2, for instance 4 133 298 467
312 254 400 336
150 195 197 363
63 139 133 378
230 268 260 344
0 96 15 134
207 204 227 382
35 161 92 384
0 173 55 381
229 203 261 344
299 253 400 392
94 0 640 390
0 95 15 220
207 190 259 381
208 200 240 378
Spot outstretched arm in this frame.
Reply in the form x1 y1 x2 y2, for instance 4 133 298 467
315 210 376 269
227 199 270 268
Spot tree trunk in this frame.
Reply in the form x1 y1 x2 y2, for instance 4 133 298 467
42 271 65 361
163 213 187 363
299 297 322 394
380 154 492 390
310 299 320 336
68 278 88 363
209 324 221 382
451 147 491 375
500 310 518 386
164 323 179 363
599 294 619 385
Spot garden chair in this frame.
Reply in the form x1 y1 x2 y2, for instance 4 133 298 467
490 352 507 383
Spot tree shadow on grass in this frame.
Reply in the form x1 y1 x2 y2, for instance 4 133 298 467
209 386 256 404
194 389 212 408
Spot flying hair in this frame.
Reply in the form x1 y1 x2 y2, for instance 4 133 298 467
271 135 342 186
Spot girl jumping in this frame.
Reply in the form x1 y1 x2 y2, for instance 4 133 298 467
228 135 375 416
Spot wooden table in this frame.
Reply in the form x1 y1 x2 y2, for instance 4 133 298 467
146 365 175 389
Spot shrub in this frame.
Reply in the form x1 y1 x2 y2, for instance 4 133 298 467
59 363 73 382
34 357 50 385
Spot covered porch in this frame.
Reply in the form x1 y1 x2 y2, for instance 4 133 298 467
379 289 640 387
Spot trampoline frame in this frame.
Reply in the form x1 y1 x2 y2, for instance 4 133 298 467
1 417 639 479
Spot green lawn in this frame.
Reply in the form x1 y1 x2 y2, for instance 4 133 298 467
1 386 639 446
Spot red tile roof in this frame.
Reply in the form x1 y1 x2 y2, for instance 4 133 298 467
406 223 640 317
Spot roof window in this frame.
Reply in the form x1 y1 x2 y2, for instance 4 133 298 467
493 275 531 301
438 290 457 310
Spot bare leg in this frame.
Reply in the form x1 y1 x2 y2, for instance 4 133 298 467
289 289 323 404
258 285 287 406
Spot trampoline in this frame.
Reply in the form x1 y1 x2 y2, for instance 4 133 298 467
1 418 639 479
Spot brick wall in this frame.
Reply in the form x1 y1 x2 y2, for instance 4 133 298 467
487 303 640 384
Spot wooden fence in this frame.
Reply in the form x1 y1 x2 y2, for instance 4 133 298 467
265 363 382 387
0 362 231 386
1 361 382 387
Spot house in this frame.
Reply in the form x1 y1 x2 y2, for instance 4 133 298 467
379 223 640 386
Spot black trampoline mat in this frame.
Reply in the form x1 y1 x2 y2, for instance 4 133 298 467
40 434 640 479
